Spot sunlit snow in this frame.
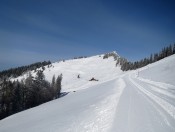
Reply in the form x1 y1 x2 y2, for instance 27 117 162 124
1 54 175 132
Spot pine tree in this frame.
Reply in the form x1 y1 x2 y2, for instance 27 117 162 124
154 53 158 62
25 73 34 108
55 74 62 98
35 70 45 82
173 44 175 54
12 80 22 112
150 54 153 63
51 75 55 88
31 70 45 106
0 80 14 118
25 72 33 87
167 45 173 56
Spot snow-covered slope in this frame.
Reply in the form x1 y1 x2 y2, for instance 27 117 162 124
111 55 175 132
0 78 125 132
13 53 122 92
138 54 175 85
1 54 175 132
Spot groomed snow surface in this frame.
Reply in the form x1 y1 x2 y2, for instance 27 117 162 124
1 54 175 132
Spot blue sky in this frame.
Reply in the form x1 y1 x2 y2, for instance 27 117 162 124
0 0 175 71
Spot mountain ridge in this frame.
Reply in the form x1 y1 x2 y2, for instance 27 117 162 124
12 52 122 92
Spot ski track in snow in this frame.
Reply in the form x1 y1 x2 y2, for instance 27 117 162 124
129 74 175 119
137 77 175 90
111 73 175 132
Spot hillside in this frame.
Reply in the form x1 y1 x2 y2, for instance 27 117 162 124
0 54 175 132
13 53 122 92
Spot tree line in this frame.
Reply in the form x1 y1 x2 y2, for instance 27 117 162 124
103 51 119 60
0 70 62 120
0 61 51 79
120 44 175 71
